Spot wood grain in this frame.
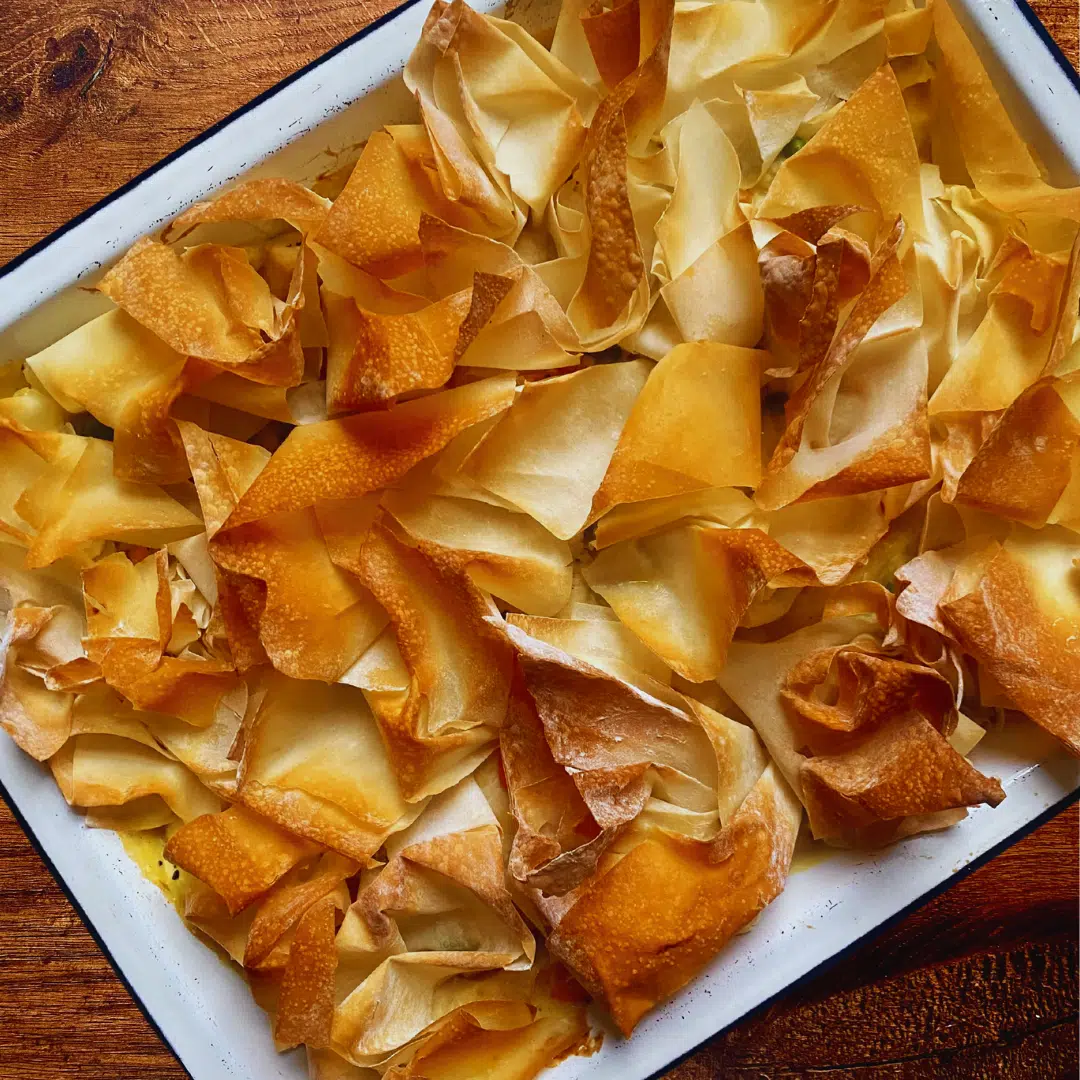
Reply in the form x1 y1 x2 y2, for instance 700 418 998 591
0 0 1078 1077
0 0 400 266
1034 0 1080 64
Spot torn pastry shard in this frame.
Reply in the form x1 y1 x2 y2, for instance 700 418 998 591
209 507 387 683
164 804 319 915
243 852 355 973
78 549 239 725
403 7 524 243
313 127 506 277
592 486 762 550
758 65 925 237
652 102 764 349
164 177 331 240
951 373 1080 527
21 437 201 568
274 894 339 1050
584 521 817 680
330 778 536 1065
99 237 309 388
938 527 1080 755
500 668 609 896
25 310 191 485
755 218 932 510
719 614 1005 846
945 237 1080 528
235 673 419 860
324 288 473 412
54 687 223 823
929 237 1068 420
501 614 791 1004
565 0 674 348
178 422 270 540
143 681 247 795
81 549 171 673
0 605 78 760
591 342 764 520
382 489 574 616
782 645 1003 844
506 611 675 688
458 360 650 540
404 0 595 215
223 374 516 527
547 763 799 1035
324 515 513 800
758 205 871 377
417 215 581 368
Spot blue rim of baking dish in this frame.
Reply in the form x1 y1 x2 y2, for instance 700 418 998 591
0 0 1077 1075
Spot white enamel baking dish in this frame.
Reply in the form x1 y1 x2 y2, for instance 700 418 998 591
0 1 1078 1077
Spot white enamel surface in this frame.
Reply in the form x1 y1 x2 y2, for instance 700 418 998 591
0 1 1078 1078
955 0 1080 182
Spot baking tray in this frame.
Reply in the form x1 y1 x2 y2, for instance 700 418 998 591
0 1 1078 1077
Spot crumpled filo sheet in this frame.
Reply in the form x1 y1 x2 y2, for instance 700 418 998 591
2 0 1078 1074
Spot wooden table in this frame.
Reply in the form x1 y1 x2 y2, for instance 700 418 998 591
1 2 1078 1077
